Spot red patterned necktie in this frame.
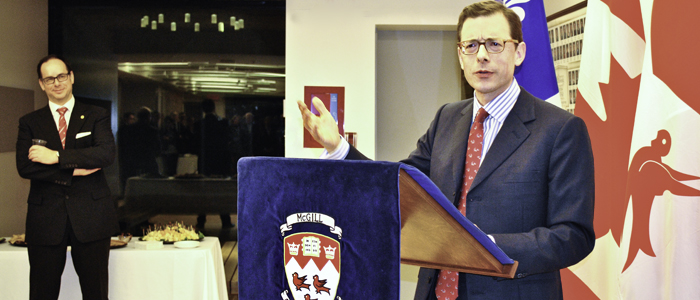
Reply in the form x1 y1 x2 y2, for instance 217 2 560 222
435 107 489 300
57 107 68 149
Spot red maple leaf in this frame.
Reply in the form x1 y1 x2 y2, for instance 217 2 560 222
561 268 600 300
575 56 641 245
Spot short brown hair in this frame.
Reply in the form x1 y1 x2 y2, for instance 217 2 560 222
457 1 523 43
37 55 73 79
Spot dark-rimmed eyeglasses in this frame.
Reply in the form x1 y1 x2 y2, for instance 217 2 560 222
41 73 70 85
457 39 519 55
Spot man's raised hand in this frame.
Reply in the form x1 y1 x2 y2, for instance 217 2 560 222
297 97 341 152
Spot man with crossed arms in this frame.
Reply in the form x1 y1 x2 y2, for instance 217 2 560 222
17 55 118 300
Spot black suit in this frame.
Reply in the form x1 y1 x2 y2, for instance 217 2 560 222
16 101 118 300
348 89 595 300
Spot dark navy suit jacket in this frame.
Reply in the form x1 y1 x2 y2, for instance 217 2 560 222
16 101 119 245
348 89 595 300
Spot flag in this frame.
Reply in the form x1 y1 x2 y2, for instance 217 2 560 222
502 0 561 106
565 0 700 299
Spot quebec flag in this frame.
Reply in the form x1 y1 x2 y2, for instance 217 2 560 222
502 0 561 107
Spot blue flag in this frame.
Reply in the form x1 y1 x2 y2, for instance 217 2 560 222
502 0 561 105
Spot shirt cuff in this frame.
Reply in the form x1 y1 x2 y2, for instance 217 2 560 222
320 137 350 160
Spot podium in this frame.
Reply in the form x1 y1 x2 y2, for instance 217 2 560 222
237 157 516 300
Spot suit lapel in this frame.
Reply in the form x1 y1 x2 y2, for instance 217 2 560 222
470 90 536 191
65 101 87 150
449 101 475 202
36 106 64 149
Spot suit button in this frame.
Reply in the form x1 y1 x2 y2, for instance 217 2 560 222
65 195 69 200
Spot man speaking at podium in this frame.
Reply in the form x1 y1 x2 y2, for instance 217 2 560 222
298 1 595 299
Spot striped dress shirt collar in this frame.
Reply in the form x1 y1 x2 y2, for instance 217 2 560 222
471 78 521 162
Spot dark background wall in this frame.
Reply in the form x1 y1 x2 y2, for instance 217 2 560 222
47 0 286 196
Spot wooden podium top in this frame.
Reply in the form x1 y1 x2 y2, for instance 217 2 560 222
398 169 518 278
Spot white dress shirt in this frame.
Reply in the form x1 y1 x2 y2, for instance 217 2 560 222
47 96 76 131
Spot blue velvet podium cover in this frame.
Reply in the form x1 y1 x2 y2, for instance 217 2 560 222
237 157 515 300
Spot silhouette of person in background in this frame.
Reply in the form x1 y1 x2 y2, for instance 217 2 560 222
195 99 231 176
177 112 195 155
120 112 135 127
228 114 244 174
623 129 700 271
193 99 234 229
239 112 256 157
117 107 161 192
160 112 179 176
150 110 161 130
117 111 135 193
258 115 284 156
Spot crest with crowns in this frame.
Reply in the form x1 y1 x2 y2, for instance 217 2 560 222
281 212 342 300
288 242 300 256
323 245 336 260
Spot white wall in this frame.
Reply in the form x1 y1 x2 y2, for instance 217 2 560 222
286 0 475 159
376 30 462 162
0 0 48 237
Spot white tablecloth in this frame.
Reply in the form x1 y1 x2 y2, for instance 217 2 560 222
0 237 227 300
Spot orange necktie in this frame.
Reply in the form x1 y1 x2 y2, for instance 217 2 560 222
57 107 68 149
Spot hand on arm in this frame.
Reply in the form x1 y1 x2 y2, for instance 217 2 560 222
297 97 341 152
28 146 99 176
28 145 59 165
17 117 72 183
73 168 101 176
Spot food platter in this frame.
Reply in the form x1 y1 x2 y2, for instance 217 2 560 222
139 236 204 245
110 233 132 249
9 234 26 247
110 240 128 249
140 222 204 244
6 235 129 249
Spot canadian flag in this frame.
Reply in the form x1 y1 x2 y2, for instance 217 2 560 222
564 0 700 299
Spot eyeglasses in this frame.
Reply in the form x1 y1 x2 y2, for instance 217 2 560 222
457 39 519 55
41 73 70 85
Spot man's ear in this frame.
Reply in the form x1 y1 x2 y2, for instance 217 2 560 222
458 48 465 70
70 71 75 84
514 41 526 67
38 80 46 91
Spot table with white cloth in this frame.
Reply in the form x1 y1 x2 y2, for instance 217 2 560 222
0 237 228 300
